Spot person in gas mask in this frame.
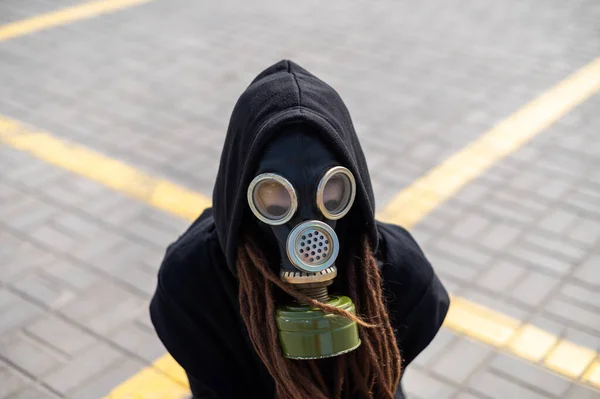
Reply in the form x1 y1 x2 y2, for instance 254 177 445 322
150 60 449 399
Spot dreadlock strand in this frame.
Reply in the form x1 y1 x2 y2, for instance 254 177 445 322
244 238 376 328
237 233 401 399
362 237 402 386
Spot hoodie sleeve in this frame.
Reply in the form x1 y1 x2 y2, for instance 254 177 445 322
376 221 450 367
150 283 222 398
149 211 267 399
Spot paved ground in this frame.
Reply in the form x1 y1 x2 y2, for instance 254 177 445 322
1 0 600 398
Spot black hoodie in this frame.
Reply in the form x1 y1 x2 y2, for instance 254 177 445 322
150 60 450 398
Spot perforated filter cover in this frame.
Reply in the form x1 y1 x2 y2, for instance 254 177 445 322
286 220 339 273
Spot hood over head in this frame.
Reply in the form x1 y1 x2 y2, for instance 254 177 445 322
213 60 377 273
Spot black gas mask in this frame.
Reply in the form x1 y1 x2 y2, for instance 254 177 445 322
246 125 361 359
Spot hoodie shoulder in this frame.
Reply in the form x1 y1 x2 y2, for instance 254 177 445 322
156 208 225 305
150 209 263 398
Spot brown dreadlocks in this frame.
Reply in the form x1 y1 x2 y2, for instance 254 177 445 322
237 234 402 399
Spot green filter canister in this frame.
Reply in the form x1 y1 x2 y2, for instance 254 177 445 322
275 296 361 359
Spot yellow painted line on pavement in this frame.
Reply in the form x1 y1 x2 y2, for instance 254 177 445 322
584 361 600 388
0 117 211 219
0 0 153 42
377 56 600 227
447 296 599 387
1 57 599 397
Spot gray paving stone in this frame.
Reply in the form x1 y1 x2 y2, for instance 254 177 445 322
402 368 456 399
58 282 132 321
539 209 580 234
436 277 463 294
95 198 149 227
83 190 130 217
468 371 549 399
29 224 78 253
563 326 600 351
0 298 42 335
24 315 97 356
568 218 600 246
507 170 545 191
70 232 127 264
477 260 527 293
565 385 600 398
0 229 20 264
4 202 58 232
479 223 522 251
43 176 110 208
574 255 600 286
125 218 179 248
511 246 572 275
454 393 485 399
66 358 143 399
86 296 147 335
5 159 66 189
52 212 102 240
0 360 27 398
0 288 22 309
560 283 600 312
566 189 600 218
142 210 190 233
425 251 480 283
451 214 491 240
44 260 99 291
59 175 108 197
431 337 493 385
0 333 64 378
0 241 58 283
412 329 458 369
0 194 47 222
521 231 587 262
462 289 531 321
415 213 449 233
489 353 571 397
11 272 76 309
535 154 586 180
134 311 155 334
42 184 85 207
7 385 60 399
481 198 537 224
103 262 158 298
89 240 157 271
528 314 566 337
139 246 169 272
494 189 549 215
536 179 573 200
410 228 434 248
108 321 166 363
545 298 600 334
454 183 491 205
431 237 492 269
433 198 469 220
43 343 122 394
510 271 560 307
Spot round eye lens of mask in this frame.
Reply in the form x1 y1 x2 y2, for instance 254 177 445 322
316 166 356 220
248 174 297 225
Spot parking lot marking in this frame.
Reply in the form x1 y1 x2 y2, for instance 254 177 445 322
0 116 211 219
377 56 600 228
0 0 154 42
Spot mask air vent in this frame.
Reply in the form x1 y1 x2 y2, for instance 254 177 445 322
298 230 330 264
287 221 339 273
